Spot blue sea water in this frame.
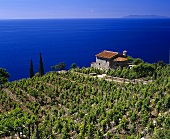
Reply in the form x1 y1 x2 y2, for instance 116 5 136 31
0 19 170 81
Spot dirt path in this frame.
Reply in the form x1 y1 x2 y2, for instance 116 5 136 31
72 71 152 85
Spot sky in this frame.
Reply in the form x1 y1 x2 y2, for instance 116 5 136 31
0 0 170 19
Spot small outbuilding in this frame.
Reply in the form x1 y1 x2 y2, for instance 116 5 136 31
91 50 129 69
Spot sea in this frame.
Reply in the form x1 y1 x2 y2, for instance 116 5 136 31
0 18 170 81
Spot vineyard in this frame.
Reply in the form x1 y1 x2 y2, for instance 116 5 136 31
0 65 170 139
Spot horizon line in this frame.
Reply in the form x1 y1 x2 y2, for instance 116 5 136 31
0 17 121 20
0 14 169 20
0 17 170 20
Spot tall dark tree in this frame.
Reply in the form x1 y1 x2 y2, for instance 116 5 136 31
39 53 44 76
29 59 34 78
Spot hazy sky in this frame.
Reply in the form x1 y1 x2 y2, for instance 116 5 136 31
0 0 170 19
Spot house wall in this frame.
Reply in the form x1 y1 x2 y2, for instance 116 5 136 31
91 57 110 69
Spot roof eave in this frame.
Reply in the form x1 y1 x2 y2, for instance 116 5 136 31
96 56 112 59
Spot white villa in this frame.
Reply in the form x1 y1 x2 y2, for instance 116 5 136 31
91 50 129 69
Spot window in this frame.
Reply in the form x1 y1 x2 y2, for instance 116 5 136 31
99 63 100 65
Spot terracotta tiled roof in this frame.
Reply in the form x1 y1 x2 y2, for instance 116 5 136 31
114 57 128 62
96 50 118 59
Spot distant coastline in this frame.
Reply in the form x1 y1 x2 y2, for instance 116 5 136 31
123 15 169 19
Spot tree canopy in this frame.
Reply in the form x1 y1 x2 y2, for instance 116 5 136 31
0 68 10 84
132 63 155 78
51 62 66 71
133 58 144 65
70 63 77 69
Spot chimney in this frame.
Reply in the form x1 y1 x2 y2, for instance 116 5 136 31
123 50 127 57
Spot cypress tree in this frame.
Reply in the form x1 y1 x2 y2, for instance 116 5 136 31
39 52 44 76
30 59 34 78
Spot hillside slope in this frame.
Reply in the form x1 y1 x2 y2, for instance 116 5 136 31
0 65 170 138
